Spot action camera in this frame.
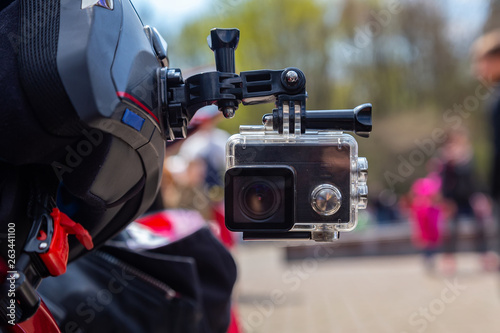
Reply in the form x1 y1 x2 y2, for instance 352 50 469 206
225 104 371 242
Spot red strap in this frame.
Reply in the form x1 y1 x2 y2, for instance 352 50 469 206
57 210 94 250
39 209 93 276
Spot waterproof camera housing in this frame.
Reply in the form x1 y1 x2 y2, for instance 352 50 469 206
158 27 372 242
225 104 371 242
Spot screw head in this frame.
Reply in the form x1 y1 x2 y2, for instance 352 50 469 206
223 107 235 119
285 70 299 84
262 113 273 125
39 242 48 250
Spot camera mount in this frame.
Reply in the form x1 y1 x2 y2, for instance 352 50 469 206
160 28 372 141
159 28 373 242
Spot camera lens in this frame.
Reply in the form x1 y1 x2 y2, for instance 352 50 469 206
240 180 281 220
225 167 294 230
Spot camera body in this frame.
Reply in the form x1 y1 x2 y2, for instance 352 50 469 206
225 109 369 242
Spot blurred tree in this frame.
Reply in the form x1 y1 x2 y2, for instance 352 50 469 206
169 0 473 117
332 1 472 113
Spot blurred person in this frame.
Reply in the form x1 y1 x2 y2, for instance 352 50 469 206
39 183 240 333
472 29 500 202
39 118 242 332
162 105 235 247
159 106 242 332
439 128 496 273
373 189 400 224
177 106 228 210
403 174 445 273
471 28 500 272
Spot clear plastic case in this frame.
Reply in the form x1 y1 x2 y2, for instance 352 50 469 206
225 129 367 234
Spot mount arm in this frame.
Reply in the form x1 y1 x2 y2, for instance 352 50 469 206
161 28 371 140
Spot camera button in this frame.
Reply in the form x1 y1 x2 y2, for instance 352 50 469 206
357 185 369 209
358 157 368 171
311 184 342 216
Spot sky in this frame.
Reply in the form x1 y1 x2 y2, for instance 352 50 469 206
133 0 211 34
443 0 490 45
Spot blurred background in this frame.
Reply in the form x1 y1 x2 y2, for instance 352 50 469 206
135 0 500 332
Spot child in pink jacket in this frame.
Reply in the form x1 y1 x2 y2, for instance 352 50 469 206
408 174 445 272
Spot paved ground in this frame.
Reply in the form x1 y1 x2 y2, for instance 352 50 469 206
233 243 500 333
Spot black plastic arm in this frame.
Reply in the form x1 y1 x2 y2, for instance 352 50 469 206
181 67 306 111
161 28 309 138
304 103 372 137
207 28 240 117
161 28 371 140
208 28 239 73
240 68 306 105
